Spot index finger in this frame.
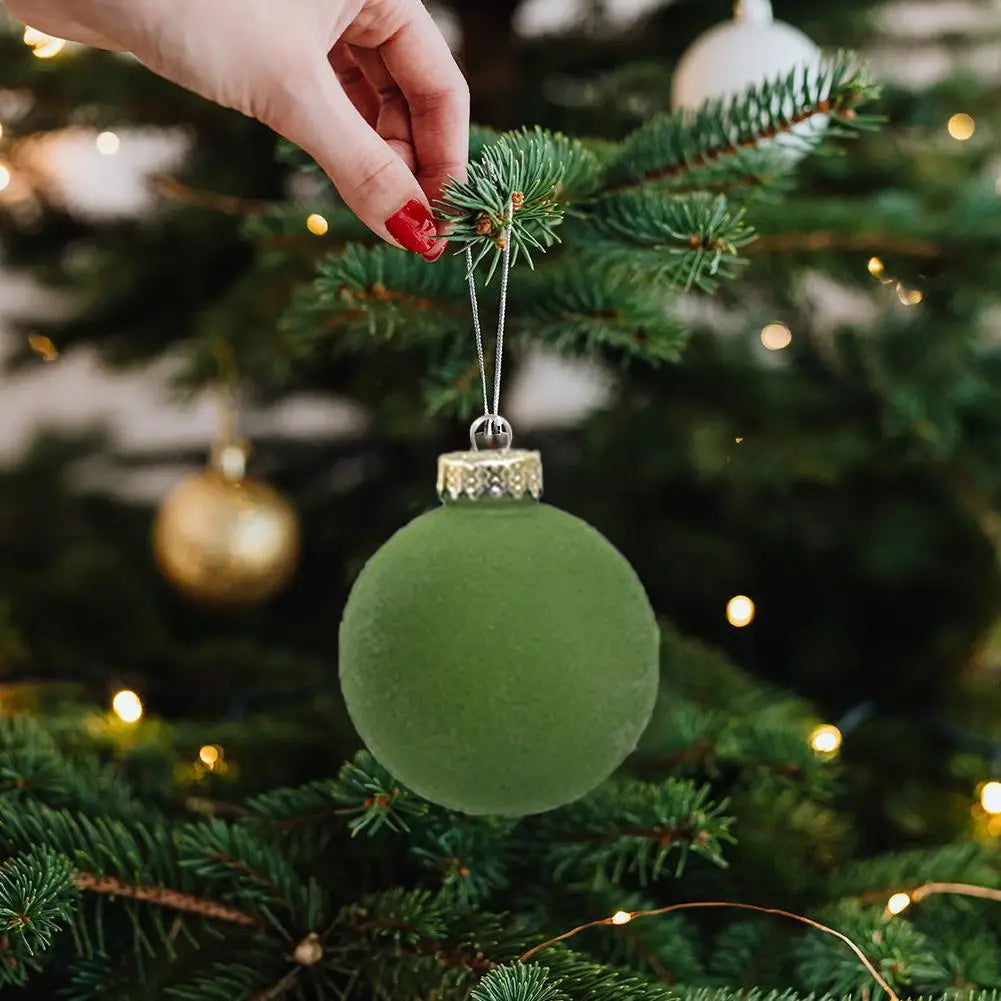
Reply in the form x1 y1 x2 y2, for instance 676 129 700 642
347 0 469 209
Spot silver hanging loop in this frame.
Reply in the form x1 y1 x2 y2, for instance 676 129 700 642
469 414 513 451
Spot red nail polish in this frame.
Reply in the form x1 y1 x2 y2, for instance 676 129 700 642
385 199 436 254
422 240 446 263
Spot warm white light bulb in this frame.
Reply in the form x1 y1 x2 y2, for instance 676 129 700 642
981 781 1001 815
886 892 911 916
0 164 10 193
726 595 755 628
809 723 842 756
199 744 221 768
112 689 143 723
948 113 975 141
95 131 120 155
760 322 792 351
867 256 884 276
306 212 329 236
23 26 66 58
611 911 632 925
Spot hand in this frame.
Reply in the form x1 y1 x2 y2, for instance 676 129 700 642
6 0 469 260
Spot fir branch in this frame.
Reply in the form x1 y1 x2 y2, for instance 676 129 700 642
518 266 690 363
607 52 878 193
472 964 569 1001
830 845 1000 900
177 819 308 914
439 127 604 274
580 192 754 291
281 244 469 353
410 819 515 907
0 848 75 955
539 779 735 886
72 872 261 928
248 752 430 841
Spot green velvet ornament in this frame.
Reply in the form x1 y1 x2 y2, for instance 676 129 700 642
339 448 659 816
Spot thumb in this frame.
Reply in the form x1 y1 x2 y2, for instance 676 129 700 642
284 71 441 260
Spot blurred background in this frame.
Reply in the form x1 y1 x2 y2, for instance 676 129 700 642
3 0 1001 848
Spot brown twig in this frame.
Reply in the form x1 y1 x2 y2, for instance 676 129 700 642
151 174 271 216
749 231 940 257
73 872 263 928
519 900 900 1001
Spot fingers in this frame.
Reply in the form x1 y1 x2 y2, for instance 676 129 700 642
347 0 470 206
350 46 416 172
287 65 440 258
329 42 380 129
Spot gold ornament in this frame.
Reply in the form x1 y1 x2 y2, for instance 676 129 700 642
153 441 299 605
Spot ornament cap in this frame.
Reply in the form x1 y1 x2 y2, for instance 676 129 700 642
210 439 251 482
733 0 773 24
437 448 543 503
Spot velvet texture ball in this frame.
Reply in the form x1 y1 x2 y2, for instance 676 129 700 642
339 499 659 816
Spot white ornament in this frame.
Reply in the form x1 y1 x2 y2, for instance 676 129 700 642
671 0 826 161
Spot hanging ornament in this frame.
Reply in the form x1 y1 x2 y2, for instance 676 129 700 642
671 0 824 159
153 390 299 605
339 200 659 816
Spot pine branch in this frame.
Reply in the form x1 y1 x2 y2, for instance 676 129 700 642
607 52 879 194
248 751 430 839
280 243 469 353
538 779 735 887
517 266 692 364
0 848 75 955
439 127 605 274
579 192 754 290
472 964 569 1001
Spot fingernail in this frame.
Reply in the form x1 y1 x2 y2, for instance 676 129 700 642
385 199 436 254
422 240 446 263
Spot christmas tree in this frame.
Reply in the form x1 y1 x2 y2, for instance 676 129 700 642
1 0 1001 997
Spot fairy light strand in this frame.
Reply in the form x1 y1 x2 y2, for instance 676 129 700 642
519 900 899 1001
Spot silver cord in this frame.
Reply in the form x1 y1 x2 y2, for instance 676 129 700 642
464 194 515 446
464 246 491 420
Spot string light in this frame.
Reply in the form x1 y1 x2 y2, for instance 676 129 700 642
735 437 744 444
198 744 223 769
111 689 143 724
896 283 923 307
886 892 911 916
0 164 10 193
0 122 4 140
760 322 792 351
980 781 1001 815
867 256 884 276
23 26 66 59
947 113 975 141
726 595 755 628
809 723 842 756
95 131 120 155
611 910 632 925
306 212 328 236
